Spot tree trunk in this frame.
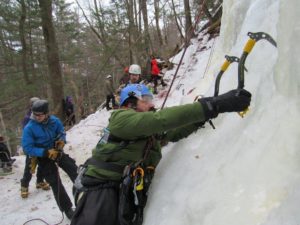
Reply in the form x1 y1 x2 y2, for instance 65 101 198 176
28 25 37 81
19 0 30 84
203 1 213 24
138 0 142 33
162 8 168 45
170 0 185 41
134 0 138 29
184 0 194 39
27 2 37 81
38 0 64 119
128 0 138 63
141 0 151 56
154 0 163 46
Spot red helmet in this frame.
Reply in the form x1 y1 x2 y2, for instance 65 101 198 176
124 67 129 73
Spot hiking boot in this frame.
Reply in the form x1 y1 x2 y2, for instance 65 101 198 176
36 182 50 190
21 186 29 198
65 208 75 220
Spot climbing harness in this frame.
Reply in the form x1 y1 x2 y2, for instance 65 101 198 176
118 137 155 225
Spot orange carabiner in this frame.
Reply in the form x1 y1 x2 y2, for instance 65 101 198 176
133 167 144 177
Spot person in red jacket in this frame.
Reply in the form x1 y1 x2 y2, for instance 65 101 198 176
151 56 167 94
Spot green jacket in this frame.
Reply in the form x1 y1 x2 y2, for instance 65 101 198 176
85 102 206 181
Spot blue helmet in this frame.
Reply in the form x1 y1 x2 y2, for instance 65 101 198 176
119 84 153 106
120 84 142 106
140 84 153 98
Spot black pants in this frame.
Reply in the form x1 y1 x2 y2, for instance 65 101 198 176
151 75 166 93
38 157 73 212
0 143 12 165
66 113 76 126
57 153 78 183
106 94 116 110
71 179 119 225
20 155 44 187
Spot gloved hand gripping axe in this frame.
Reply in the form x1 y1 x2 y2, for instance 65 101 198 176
237 31 277 117
199 55 241 129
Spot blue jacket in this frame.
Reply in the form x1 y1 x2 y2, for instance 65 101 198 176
22 115 66 157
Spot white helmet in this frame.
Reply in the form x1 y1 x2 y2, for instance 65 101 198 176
30 97 40 105
106 74 112 79
129 64 141 75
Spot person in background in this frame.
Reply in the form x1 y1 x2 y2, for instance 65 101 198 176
0 136 15 173
22 100 78 220
64 96 76 126
20 97 50 198
116 64 143 98
151 56 167 94
21 97 40 128
105 75 117 110
128 64 142 84
119 67 130 86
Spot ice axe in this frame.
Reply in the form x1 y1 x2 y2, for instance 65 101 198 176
237 31 277 117
214 55 241 97
194 55 241 129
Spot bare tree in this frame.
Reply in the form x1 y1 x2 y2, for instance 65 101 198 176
140 0 151 56
125 0 138 63
184 0 194 38
18 0 30 84
76 0 125 67
170 0 185 41
138 0 142 33
38 0 64 118
154 0 163 46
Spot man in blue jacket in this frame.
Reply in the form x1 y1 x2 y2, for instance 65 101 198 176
20 97 50 199
22 99 78 220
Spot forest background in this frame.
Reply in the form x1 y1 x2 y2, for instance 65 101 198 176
0 0 222 153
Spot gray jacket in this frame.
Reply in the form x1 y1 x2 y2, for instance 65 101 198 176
105 79 114 95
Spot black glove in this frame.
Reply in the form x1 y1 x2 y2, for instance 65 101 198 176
199 89 252 120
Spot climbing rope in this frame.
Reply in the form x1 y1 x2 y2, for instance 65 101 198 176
201 37 217 79
22 166 65 225
167 35 217 98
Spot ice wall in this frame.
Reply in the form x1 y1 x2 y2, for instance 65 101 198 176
274 0 300 97
144 0 300 225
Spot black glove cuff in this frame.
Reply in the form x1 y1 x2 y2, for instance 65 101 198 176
198 97 219 120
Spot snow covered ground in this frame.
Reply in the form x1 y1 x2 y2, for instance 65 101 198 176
1 0 299 224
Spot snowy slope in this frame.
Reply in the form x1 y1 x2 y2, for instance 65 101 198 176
1 0 300 224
